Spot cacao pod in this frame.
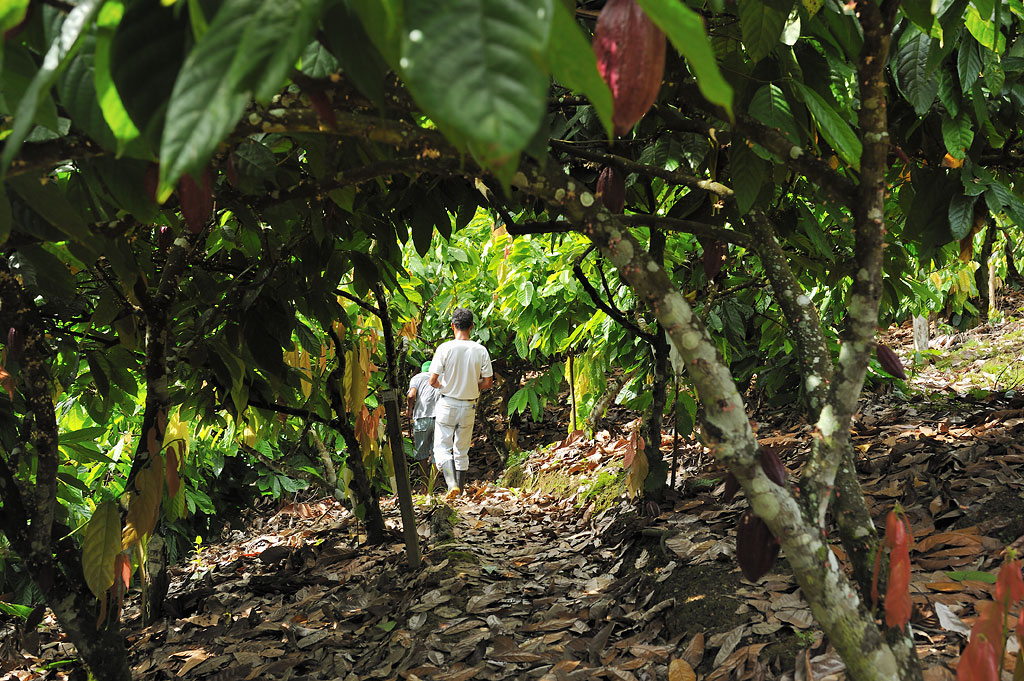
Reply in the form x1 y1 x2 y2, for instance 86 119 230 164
158 225 174 251
874 343 907 380
701 239 727 281
593 0 666 136
596 166 626 213
735 509 780 581
722 472 740 503
758 446 787 486
178 167 214 235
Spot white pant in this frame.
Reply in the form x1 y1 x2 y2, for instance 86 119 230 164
433 396 476 471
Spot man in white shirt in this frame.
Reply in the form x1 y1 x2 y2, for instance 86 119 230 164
429 308 493 494
406 361 440 480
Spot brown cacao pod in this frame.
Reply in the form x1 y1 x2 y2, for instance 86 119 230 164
759 446 787 486
593 0 666 136
596 166 626 213
874 343 907 380
736 510 780 581
722 472 740 503
701 239 727 281
178 167 214 235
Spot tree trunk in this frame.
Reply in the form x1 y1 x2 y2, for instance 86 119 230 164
645 230 670 498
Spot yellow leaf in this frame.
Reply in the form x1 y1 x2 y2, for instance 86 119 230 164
625 432 648 499
82 501 122 599
669 658 697 681
164 409 189 457
122 456 165 549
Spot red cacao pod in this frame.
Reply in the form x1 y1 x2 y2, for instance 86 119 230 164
759 446 787 486
593 0 666 135
178 167 214 235
596 166 626 213
736 510 779 581
874 343 907 380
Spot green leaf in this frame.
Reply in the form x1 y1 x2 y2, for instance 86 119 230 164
948 193 978 240
748 84 801 144
401 0 553 169
159 0 322 198
730 140 766 215
941 113 974 159
902 0 936 32
6 175 95 254
349 0 404 68
0 0 29 35
946 569 996 583
736 0 792 63
517 280 535 308
0 601 33 619
964 2 1005 51
93 0 145 156
635 0 734 117
109 0 188 149
545 0 613 138
0 44 60 132
0 0 104 178
895 27 940 115
321 2 389 104
57 37 119 153
793 82 861 170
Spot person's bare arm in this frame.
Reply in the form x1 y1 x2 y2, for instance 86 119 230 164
406 387 417 419
429 372 441 389
479 376 493 390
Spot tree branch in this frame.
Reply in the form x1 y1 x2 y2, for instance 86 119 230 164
573 252 656 345
549 139 734 200
336 289 380 316
618 214 755 248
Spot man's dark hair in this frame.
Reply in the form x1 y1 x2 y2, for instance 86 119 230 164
452 308 474 330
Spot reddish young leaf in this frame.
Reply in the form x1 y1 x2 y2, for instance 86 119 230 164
166 443 180 499
957 637 1000 681
884 545 912 629
996 558 1024 606
971 601 1006 650
1017 608 1024 647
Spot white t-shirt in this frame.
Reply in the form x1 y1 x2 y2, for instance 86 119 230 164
429 339 493 401
408 372 440 420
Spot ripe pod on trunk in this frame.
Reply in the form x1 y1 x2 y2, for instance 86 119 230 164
736 510 780 581
596 166 626 213
593 0 666 136
874 343 907 380
759 446 787 486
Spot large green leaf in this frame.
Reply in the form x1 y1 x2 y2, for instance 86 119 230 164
401 0 553 169
110 0 188 150
964 2 1005 51
93 0 145 156
159 0 322 199
736 0 792 63
57 37 119 153
895 27 940 115
0 44 59 131
321 2 389 105
0 0 29 35
0 0 104 178
545 0 613 138
748 84 801 144
941 113 974 159
636 0 734 117
6 175 96 255
793 82 861 170
948 193 977 240
730 140 766 215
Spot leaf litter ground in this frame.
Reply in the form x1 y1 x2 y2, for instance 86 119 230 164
9 296 1024 680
